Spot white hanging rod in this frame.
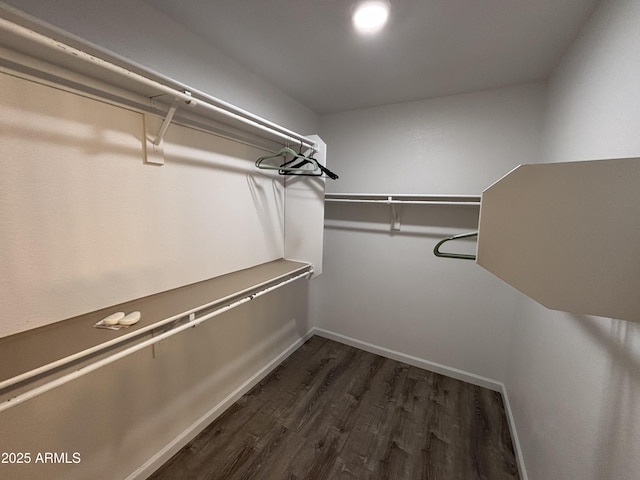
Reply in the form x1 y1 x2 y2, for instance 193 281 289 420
0 14 316 151
0 266 312 413
0 263 312 392
325 193 481 206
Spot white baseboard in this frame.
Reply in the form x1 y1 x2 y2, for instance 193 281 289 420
126 328 315 480
311 327 502 391
499 384 529 480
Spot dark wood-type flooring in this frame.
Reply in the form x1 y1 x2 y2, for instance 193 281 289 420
149 336 520 480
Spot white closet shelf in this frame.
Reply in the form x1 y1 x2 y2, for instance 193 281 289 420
325 193 480 231
0 259 312 411
325 193 481 206
477 158 640 322
0 8 315 152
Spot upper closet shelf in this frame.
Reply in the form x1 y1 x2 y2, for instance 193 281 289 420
325 193 481 206
0 9 316 154
477 158 640 322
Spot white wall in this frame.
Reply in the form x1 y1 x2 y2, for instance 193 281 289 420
0 72 285 337
505 0 640 479
312 84 546 383
0 2 320 479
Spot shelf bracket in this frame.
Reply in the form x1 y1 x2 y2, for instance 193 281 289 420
143 114 164 166
144 91 196 166
153 90 198 145
388 196 402 231
153 100 179 146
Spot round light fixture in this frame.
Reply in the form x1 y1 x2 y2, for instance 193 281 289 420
352 0 390 35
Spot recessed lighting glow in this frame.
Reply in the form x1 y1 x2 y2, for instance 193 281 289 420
352 0 390 35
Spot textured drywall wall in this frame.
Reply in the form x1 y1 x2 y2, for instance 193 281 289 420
0 72 286 336
312 84 546 382
506 0 640 478
0 2 320 478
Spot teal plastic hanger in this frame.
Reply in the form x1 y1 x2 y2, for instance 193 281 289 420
433 231 478 260
255 145 319 173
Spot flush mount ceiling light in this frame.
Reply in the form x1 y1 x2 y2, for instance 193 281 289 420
352 0 391 35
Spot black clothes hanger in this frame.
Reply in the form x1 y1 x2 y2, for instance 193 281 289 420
255 145 319 173
278 157 339 179
277 144 339 179
283 160 339 179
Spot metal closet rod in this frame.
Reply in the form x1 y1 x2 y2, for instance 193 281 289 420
0 267 313 414
0 16 316 151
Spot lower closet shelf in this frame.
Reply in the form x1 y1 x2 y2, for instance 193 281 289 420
0 259 312 411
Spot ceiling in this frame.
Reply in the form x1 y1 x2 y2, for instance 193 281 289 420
146 0 600 114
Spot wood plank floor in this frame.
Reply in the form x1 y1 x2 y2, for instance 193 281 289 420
148 336 520 480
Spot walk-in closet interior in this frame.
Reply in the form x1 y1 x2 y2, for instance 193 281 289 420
1 1 639 479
